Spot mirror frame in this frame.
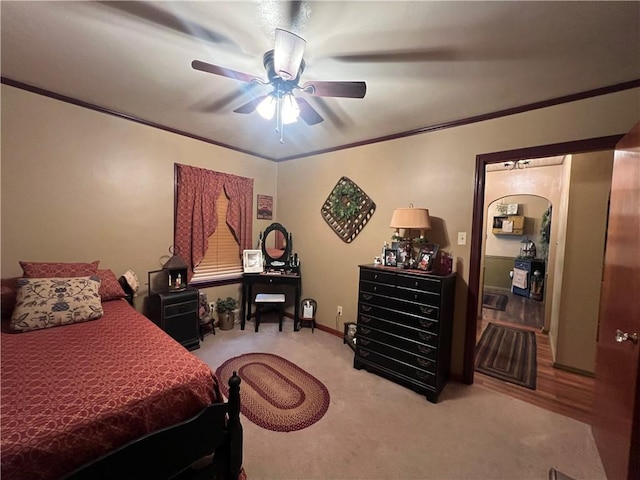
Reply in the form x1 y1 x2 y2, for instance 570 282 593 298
261 222 291 267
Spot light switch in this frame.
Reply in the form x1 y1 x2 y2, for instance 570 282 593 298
457 232 467 245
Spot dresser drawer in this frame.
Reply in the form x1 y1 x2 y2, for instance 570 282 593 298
358 314 438 346
359 280 397 298
357 329 437 363
165 300 198 318
359 293 440 321
395 274 441 294
356 346 436 388
359 269 397 285
359 304 440 333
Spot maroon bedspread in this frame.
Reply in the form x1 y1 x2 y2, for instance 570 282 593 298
1 299 221 480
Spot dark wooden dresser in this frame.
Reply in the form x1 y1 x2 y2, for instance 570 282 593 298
147 286 200 351
354 265 456 403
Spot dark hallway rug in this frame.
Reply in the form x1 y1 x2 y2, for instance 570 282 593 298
475 323 537 389
483 292 509 311
215 353 330 432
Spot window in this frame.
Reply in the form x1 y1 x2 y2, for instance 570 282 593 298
191 191 243 282
174 164 253 286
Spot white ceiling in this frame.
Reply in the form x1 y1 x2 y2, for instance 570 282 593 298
2 1 639 161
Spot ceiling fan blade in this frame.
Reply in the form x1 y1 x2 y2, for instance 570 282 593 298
301 81 366 99
192 60 260 84
97 1 236 47
296 97 324 125
192 84 258 113
328 48 469 63
233 96 269 114
273 28 306 80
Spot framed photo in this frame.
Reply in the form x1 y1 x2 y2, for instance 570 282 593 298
416 243 439 271
383 248 398 267
257 194 273 220
243 249 264 273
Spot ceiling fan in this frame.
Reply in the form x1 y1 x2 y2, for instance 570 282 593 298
192 29 367 142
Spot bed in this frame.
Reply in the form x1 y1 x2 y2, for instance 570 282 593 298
1 266 243 480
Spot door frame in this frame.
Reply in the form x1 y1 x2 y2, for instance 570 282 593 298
463 134 624 384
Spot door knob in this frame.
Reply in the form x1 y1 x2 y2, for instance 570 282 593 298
615 329 638 344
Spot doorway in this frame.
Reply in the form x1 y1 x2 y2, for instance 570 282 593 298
463 134 623 424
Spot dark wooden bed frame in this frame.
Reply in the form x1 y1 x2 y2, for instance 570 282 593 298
62 372 243 480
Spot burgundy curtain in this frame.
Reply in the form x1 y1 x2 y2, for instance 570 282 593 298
174 164 253 280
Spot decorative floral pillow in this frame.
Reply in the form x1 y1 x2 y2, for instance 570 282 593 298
97 269 127 302
9 276 103 332
20 260 100 278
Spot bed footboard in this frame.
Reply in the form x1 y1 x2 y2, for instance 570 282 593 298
63 372 243 480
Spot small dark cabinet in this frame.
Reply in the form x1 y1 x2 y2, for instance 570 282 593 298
354 265 456 403
147 286 200 351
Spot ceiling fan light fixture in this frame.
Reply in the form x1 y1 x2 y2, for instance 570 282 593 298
274 28 306 80
281 93 300 124
257 94 276 120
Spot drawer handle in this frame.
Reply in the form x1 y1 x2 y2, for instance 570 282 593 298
360 338 371 346
360 316 372 324
419 319 433 329
360 327 371 334
415 370 430 380
374 274 378 280
418 345 433 355
418 332 432 342
414 281 419 287
417 357 432 368
373 286 377 292
361 305 372 312
420 306 434 315
362 293 373 300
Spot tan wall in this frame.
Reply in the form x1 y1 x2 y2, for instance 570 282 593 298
549 156 573 358
554 151 614 374
2 84 638 378
485 195 551 258
0 85 278 309
276 88 639 377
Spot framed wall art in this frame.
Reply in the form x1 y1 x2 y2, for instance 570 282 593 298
243 249 264 273
257 194 273 220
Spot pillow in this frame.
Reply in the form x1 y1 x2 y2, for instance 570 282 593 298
1 277 20 319
9 276 103 332
20 260 100 278
97 269 127 302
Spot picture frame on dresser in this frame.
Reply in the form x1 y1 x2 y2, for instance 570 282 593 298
416 243 439 271
383 248 398 267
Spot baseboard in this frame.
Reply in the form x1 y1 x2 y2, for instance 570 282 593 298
315 323 342 338
552 362 595 378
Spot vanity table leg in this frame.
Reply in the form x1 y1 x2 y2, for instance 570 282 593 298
241 282 249 330
294 282 301 331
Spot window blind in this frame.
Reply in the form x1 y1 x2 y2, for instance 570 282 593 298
191 192 242 282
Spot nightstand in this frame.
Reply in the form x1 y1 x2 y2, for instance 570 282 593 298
147 286 200 351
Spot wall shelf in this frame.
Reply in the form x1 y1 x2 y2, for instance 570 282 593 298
492 215 524 235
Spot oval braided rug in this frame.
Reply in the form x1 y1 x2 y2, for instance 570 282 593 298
215 353 330 432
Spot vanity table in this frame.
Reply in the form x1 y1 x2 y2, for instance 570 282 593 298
241 271 302 331
241 222 302 331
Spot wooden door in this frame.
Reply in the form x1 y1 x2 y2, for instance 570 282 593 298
592 122 640 480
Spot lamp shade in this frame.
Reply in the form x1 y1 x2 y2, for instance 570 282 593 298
274 29 306 80
389 208 431 230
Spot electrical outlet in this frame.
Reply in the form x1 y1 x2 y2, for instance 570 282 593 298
209 302 216 311
337 305 343 315
457 232 467 245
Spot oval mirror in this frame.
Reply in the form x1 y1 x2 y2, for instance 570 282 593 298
261 223 291 267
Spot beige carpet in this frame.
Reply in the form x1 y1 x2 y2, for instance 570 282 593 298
194 316 606 480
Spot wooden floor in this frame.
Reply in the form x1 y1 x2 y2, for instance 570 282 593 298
475 288 595 425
